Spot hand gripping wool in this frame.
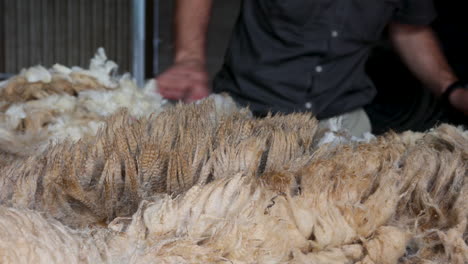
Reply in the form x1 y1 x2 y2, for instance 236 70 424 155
0 96 466 263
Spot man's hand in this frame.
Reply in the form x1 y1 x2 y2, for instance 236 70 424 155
155 0 213 103
157 60 210 103
449 88 468 116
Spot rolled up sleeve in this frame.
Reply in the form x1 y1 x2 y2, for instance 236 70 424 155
393 0 437 25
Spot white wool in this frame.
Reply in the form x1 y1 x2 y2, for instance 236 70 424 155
0 129 15 144
317 116 375 146
91 48 118 74
209 93 240 116
78 88 163 118
20 65 52 83
88 120 105 134
0 80 8 89
61 48 118 89
318 131 348 146
0 48 168 152
317 116 350 146
143 78 158 94
3 105 27 130
354 131 376 142
363 226 410 264
78 90 118 116
50 65 75 83
290 245 364 263
142 78 166 103
83 48 119 88
26 94 77 113
0 207 108 264
5 104 27 120
47 116 105 142
51 64 73 75
78 76 166 118
126 175 314 263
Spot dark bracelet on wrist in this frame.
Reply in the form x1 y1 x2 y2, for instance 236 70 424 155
441 80 467 105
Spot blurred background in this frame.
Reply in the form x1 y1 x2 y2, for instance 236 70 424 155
1 0 137 75
0 0 156 85
0 0 466 132
365 0 468 133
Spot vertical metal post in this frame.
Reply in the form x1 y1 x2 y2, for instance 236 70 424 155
132 0 146 87
153 0 160 75
0 0 5 76
0 73 13 80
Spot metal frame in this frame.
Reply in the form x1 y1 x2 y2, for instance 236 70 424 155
0 0 6 80
131 0 160 85
153 0 160 76
0 73 13 80
131 0 147 87
1 0 156 84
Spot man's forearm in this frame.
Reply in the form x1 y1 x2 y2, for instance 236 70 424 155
174 0 213 64
389 23 457 96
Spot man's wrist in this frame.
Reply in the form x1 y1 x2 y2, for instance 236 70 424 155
174 51 206 65
441 80 467 106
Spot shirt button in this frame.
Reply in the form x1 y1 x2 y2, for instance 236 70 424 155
305 102 313 109
315 66 323 73
331 30 339 38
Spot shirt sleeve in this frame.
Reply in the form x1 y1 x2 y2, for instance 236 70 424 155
392 0 437 25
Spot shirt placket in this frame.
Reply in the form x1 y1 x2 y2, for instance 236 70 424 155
304 0 349 112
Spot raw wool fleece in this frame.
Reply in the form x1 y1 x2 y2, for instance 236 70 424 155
0 98 467 263
0 99 317 228
0 48 166 157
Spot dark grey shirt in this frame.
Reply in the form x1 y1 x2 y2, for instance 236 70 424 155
213 0 437 119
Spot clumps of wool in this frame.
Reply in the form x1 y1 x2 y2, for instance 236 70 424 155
0 98 466 263
0 48 167 156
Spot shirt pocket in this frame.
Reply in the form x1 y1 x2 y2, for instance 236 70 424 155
345 0 399 42
264 0 324 28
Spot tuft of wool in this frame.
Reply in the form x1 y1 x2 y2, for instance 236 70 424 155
21 65 52 83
